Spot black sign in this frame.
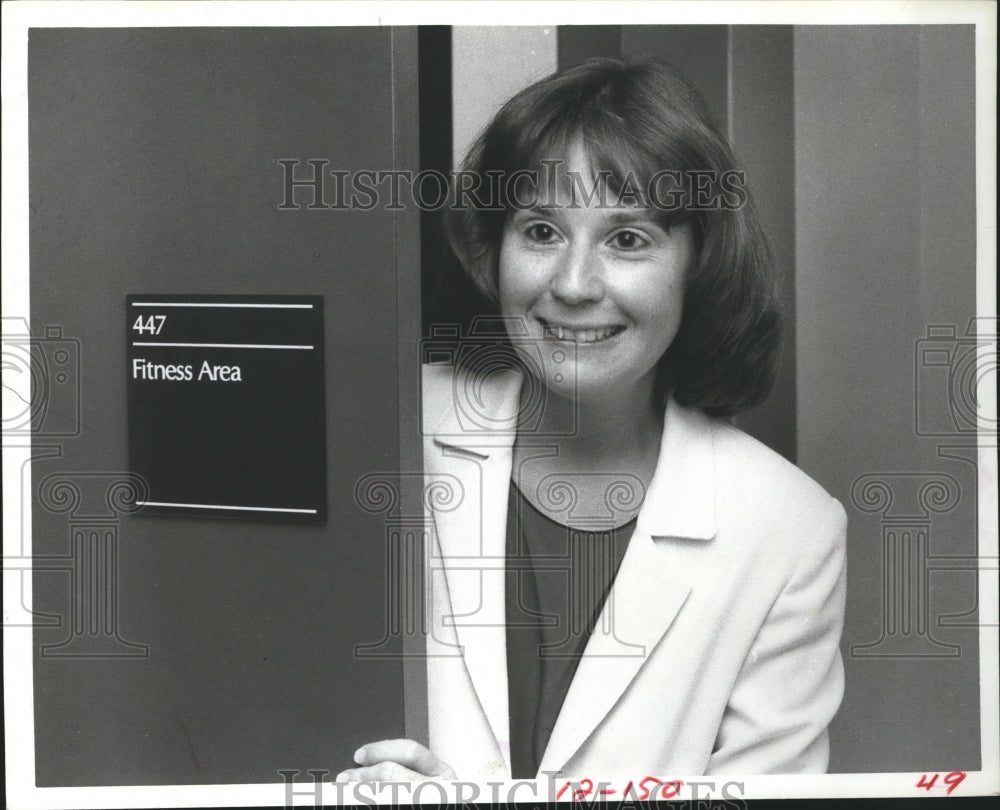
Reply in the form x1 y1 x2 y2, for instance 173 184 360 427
126 294 326 523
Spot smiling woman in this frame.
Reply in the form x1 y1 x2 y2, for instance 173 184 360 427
497 143 693 404
340 57 847 783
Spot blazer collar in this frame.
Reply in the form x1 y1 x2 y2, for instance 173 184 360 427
425 366 718 542
638 396 717 541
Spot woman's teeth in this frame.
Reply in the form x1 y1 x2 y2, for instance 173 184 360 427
544 324 623 343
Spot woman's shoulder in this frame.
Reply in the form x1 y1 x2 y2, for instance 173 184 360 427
421 361 522 439
421 362 454 412
692 405 847 540
421 362 463 437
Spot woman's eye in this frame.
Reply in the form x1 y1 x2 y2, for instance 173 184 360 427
526 223 557 243
609 230 649 250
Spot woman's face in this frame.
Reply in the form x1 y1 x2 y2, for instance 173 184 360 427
498 142 694 403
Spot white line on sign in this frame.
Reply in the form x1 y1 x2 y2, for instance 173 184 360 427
132 342 314 349
136 501 318 514
130 302 314 309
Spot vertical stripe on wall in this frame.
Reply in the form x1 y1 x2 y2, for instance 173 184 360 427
424 27 558 337
451 26 558 167
557 25 622 68
398 27 429 747
727 27 796 463
419 26 453 337
620 26 731 130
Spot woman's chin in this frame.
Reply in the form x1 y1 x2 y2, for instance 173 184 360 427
538 370 619 403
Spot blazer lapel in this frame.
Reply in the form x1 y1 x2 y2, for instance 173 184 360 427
423 365 522 771
537 399 718 775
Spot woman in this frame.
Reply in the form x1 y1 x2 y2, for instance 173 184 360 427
339 57 846 782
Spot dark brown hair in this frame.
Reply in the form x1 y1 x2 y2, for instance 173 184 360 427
443 57 781 417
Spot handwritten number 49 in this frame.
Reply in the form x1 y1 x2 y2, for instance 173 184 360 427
916 772 966 795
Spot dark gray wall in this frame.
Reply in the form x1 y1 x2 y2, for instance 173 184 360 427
795 26 979 772
29 27 421 785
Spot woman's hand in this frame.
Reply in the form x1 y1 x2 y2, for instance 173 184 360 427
335 739 457 782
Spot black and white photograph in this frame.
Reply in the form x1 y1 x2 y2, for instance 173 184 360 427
2 1 997 807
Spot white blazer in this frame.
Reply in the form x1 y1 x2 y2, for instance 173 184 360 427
421 363 846 780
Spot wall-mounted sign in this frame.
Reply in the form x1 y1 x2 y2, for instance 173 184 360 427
126 294 326 523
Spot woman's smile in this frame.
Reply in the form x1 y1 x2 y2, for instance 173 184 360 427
539 318 627 344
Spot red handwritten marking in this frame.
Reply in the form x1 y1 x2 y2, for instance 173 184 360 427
916 772 967 795
944 772 967 795
558 776 684 801
636 776 662 801
659 780 684 799
572 779 594 802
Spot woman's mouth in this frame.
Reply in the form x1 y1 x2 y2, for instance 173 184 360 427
540 320 626 344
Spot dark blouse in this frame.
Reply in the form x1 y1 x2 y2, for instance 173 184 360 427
505 480 635 778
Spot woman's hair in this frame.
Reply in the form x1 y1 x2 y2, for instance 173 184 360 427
442 57 781 417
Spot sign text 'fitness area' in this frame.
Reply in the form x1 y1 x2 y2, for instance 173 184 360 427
126 294 326 523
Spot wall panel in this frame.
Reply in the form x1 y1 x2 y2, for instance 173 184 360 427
29 26 421 785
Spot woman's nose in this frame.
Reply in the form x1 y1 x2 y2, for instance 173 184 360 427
550 246 604 304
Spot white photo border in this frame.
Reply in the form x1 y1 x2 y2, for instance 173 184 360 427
3 2 997 807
